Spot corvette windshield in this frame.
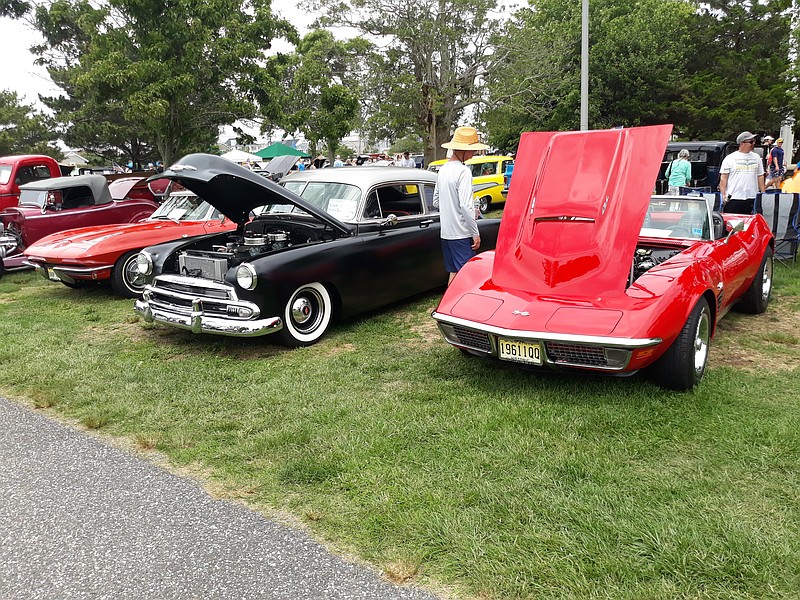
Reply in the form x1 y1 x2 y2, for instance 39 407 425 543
641 197 711 241
270 180 362 222
149 193 216 221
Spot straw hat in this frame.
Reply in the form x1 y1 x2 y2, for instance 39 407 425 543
442 126 489 150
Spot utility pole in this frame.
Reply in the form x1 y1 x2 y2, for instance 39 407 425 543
580 0 589 130
783 0 799 167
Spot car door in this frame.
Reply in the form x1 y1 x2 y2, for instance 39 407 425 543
711 225 752 311
356 182 443 308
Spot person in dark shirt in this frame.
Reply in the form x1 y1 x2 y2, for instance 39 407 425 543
766 138 786 190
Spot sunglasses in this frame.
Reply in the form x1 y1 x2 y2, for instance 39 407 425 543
742 140 756 144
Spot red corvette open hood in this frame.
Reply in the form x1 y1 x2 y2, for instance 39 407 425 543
492 125 672 297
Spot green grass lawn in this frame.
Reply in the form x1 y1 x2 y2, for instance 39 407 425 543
1 265 798 599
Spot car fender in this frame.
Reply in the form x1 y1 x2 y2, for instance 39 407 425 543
234 236 368 319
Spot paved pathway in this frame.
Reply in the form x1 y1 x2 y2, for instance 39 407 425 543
0 397 438 600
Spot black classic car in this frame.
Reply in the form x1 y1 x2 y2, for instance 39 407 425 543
655 141 738 193
134 154 501 346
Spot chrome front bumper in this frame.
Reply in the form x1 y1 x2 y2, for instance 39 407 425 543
135 296 283 337
134 275 283 337
28 261 111 283
432 311 662 372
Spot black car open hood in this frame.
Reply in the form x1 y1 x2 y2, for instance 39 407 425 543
150 153 351 235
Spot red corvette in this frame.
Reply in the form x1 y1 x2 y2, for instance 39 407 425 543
0 174 159 275
24 191 235 297
432 125 775 390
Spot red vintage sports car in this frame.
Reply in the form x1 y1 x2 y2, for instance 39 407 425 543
24 190 235 297
0 174 159 275
432 125 775 390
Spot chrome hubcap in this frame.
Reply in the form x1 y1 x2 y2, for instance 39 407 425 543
291 297 313 324
761 256 773 302
694 310 710 375
125 259 145 290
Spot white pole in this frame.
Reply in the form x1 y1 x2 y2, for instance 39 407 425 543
580 0 589 131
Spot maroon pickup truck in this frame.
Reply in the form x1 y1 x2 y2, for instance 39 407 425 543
0 155 65 211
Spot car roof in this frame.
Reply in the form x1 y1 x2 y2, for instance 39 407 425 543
19 174 113 206
466 155 514 164
19 174 108 191
282 166 438 187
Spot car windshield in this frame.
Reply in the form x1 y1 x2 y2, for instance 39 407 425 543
272 180 362 222
641 197 711 241
0 165 11 185
149 193 215 221
18 189 49 208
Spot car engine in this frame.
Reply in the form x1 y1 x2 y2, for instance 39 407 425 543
173 218 333 281
629 247 680 283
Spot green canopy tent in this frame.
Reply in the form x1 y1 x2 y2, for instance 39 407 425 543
254 142 310 159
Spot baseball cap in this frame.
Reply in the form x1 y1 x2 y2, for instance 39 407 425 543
776 138 784 143
736 131 757 144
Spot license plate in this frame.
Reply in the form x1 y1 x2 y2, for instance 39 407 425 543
45 268 60 282
498 338 542 365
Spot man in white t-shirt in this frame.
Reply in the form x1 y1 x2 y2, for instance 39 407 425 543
397 151 416 168
432 127 487 285
719 131 766 214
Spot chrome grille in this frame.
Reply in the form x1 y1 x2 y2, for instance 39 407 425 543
153 279 231 300
452 325 492 352
545 342 608 366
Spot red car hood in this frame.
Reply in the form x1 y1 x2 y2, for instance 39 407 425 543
24 220 206 259
492 125 672 297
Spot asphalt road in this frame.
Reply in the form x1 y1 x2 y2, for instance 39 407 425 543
0 397 438 600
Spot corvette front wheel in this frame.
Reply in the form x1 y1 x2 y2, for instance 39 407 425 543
650 297 711 391
111 250 147 298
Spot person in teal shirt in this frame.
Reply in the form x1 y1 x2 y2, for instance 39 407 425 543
666 149 692 194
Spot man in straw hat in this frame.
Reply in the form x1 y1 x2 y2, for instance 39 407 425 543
433 126 489 285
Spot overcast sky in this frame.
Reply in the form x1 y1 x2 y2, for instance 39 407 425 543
1 1 318 110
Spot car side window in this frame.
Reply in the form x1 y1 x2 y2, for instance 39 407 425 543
364 185 424 219
16 164 53 185
422 184 437 213
60 186 95 209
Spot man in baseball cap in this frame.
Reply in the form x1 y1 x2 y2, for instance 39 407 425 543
719 131 765 213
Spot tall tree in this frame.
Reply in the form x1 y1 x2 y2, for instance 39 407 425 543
484 0 695 150
269 30 367 161
0 90 60 156
29 0 295 165
318 0 502 164
683 0 794 140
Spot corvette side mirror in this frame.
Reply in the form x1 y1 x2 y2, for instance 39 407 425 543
725 219 744 243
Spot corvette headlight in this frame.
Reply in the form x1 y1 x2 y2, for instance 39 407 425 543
136 251 153 275
236 263 257 290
